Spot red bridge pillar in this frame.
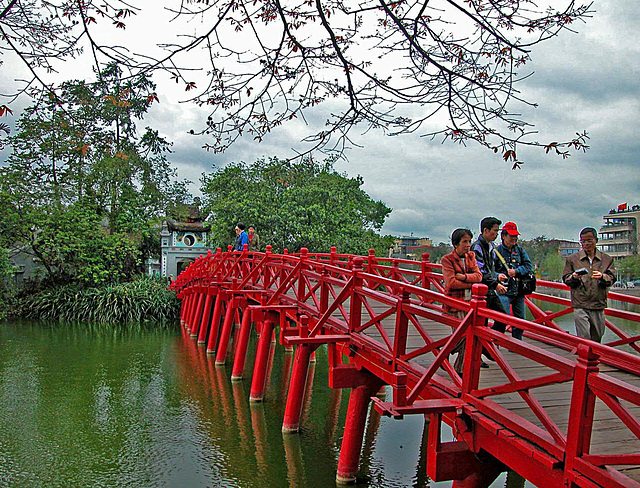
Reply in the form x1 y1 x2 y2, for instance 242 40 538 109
250 315 276 402
206 291 225 354
336 370 384 484
282 315 315 433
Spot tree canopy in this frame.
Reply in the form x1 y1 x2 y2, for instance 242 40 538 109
200 157 393 254
0 64 192 285
0 0 592 164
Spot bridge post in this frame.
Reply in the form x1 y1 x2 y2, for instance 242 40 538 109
336 372 385 484
297 248 308 302
231 306 254 381
263 245 273 289
206 290 226 354
180 292 189 326
421 252 431 289
250 314 277 402
392 291 411 372
188 290 205 334
564 344 600 487
181 291 193 326
215 285 238 365
196 290 214 344
462 284 488 392
349 257 364 332
282 316 315 433
366 249 376 289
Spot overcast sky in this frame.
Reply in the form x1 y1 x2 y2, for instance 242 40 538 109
2 0 638 245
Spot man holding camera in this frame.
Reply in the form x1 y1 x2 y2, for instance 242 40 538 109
562 227 616 343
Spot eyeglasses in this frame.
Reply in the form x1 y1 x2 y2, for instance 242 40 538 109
580 238 596 244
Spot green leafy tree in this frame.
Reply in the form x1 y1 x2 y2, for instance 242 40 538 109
424 242 452 264
0 66 192 285
539 251 565 281
617 255 640 280
200 157 392 254
0 248 13 318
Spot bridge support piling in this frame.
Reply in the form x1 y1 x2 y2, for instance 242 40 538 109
231 309 253 381
206 293 225 354
336 378 384 484
451 467 503 488
185 292 195 329
189 292 204 334
282 344 314 432
197 293 214 343
180 294 189 326
250 318 276 402
215 298 237 365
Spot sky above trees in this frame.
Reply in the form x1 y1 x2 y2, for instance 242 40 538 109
1 0 638 245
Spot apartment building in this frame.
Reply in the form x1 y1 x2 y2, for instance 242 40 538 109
598 203 640 259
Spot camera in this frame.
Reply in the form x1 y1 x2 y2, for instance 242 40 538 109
575 267 589 276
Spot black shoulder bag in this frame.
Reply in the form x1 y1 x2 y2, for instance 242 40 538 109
516 247 536 295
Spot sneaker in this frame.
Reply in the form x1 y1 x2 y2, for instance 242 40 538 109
480 361 489 368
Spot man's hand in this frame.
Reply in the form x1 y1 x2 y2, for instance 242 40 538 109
498 273 508 282
507 269 516 278
592 270 603 280
496 283 507 294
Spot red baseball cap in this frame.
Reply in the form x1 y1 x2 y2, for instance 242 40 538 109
502 222 520 236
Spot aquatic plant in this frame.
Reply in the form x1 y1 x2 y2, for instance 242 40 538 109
11 276 179 325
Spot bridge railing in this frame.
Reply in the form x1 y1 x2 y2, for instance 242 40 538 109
171 247 640 487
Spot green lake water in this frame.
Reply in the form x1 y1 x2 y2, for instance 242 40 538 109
0 321 435 488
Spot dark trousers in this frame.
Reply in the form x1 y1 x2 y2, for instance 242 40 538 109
486 291 507 333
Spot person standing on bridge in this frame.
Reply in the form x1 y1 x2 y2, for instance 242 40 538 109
248 225 260 252
562 227 615 343
442 228 485 373
493 222 533 340
234 222 249 251
471 217 508 337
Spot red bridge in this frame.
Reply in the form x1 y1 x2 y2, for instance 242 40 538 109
170 245 640 488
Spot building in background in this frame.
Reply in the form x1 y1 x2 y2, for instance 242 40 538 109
555 240 581 258
598 203 640 259
391 235 432 260
160 206 211 278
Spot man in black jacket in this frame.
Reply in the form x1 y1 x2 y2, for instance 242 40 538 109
471 216 508 336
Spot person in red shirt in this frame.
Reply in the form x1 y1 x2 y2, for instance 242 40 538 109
441 228 484 374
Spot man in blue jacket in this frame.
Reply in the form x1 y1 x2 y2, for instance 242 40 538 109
471 217 508 337
234 222 249 251
494 221 533 340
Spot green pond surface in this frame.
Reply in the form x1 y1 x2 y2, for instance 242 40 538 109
0 320 438 488
1 298 637 487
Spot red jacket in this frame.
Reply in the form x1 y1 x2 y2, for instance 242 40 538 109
441 250 482 311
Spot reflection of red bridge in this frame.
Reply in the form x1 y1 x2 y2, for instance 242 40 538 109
170 246 640 487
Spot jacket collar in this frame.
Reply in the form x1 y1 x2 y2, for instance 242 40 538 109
577 249 602 261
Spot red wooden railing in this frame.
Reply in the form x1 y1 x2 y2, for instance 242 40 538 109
171 246 640 488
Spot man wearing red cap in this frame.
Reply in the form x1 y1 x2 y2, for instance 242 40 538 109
494 221 534 340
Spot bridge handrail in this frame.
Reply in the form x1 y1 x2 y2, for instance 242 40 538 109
174 247 640 487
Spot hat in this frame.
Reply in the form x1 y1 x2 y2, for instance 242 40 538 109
502 222 520 236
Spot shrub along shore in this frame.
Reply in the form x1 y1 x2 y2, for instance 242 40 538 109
10 277 179 325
